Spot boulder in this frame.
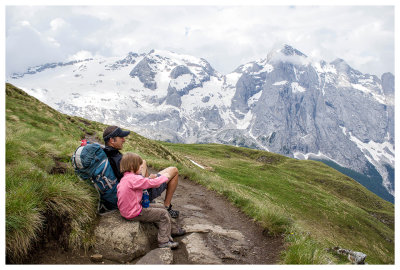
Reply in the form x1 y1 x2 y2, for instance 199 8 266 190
348 251 367 265
93 210 158 263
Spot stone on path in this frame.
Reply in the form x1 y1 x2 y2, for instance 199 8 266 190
181 233 222 264
183 223 247 246
90 254 103 262
179 215 250 263
136 248 173 264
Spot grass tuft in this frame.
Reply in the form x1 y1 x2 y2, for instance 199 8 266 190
6 83 98 262
282 230 333 264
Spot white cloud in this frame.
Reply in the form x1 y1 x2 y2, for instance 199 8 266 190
5 5 395 77
50 18 66 31
269 53 311 67
67 50 94 61
6 20 64 74
20 20 30 27
46 37 61 47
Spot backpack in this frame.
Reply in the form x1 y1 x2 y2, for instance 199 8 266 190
71 140 118 212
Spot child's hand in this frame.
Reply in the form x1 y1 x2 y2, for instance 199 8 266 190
149 174 157 179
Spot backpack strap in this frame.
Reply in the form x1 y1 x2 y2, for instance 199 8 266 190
93 159 118 191
92 182 116 215
101 159 114 189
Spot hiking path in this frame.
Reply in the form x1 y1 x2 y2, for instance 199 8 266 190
31 168 284 264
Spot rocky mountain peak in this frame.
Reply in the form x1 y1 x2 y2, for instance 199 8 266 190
331 58 347 66
280 44 308 57
233 62 264 74
330 58 364 81
331 58 356 73
266 44 309 66
105 52 142 70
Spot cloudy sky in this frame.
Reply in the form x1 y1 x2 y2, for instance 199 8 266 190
5 3 395 77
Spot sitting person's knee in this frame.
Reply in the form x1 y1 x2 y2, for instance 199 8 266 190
171 167 178 175
159 167 178 180
161 209 170 221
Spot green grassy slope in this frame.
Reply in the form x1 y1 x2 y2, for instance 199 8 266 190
160 143 394 264
6 83 97 262
5 83 394 264
5 83 189 263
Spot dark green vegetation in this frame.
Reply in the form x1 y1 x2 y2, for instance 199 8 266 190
5 83 394 264
314 159 394 203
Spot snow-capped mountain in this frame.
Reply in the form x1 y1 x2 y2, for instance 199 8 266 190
7 45 395 202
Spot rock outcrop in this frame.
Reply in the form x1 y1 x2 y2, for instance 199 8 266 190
91 175 279 265
93 210 158 263
93 203 252 264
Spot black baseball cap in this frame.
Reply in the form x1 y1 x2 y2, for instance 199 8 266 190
103 126 130 142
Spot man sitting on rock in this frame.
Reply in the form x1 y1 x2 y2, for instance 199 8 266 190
103 125 180 218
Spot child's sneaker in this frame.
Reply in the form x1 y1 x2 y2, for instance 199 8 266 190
166 204 179 218
159 240 179 249
172 228 186 237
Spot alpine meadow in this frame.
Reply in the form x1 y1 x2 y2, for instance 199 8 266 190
5 83 394 264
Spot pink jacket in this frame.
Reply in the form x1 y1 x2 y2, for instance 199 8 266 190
117 172 169 219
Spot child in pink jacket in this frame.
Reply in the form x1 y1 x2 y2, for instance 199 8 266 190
117 152 185 248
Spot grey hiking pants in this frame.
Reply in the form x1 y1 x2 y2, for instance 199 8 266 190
131 203 178 244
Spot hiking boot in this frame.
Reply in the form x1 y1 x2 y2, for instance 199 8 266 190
172 228 186 237
159 240 179 249
166 204 179 218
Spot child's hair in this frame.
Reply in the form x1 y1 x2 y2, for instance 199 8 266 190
120 152 143 174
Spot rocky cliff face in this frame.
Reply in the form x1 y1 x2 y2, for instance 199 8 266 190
7 45 394 201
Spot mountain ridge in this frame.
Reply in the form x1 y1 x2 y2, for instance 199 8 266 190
6 44 394 202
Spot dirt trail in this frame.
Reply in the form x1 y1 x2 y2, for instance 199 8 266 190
30 170 284 264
